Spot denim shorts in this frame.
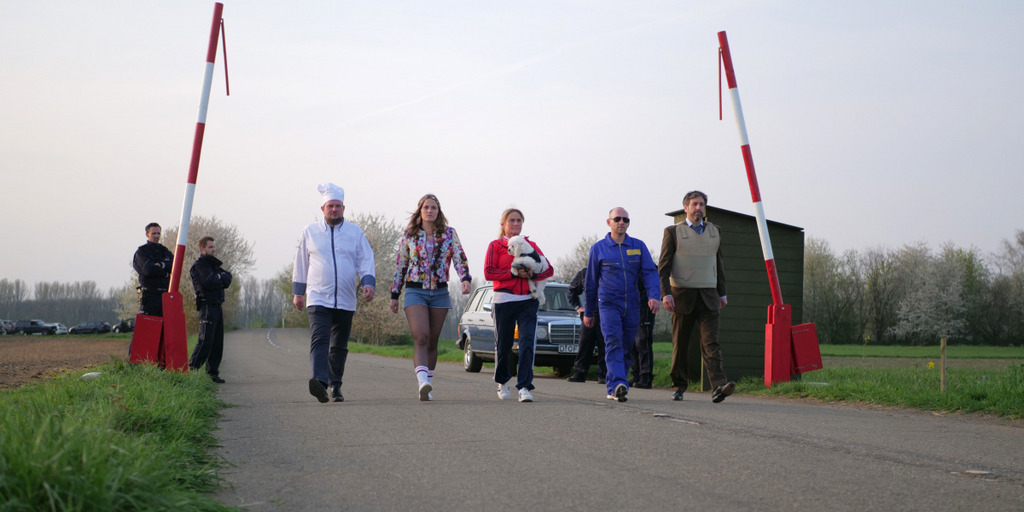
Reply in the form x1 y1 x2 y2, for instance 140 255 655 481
404 287 452 309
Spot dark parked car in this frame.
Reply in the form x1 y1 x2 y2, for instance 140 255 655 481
112 318 134 333
14 319 58 335
69 322 112 334
458 282 581 377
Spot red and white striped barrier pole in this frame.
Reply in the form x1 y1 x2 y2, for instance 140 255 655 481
132 3 226 371
169 2 225 296
718 31 821 385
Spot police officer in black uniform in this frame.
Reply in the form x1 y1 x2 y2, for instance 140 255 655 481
133 222 174 316
188 236 232 383
629 279 656 389
567 267 606 383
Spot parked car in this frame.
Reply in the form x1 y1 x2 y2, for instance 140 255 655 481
14 319 58 335
112 318 135 333
54 323 69 335
458 282 581 377
0 319 14 335
69 322 112 334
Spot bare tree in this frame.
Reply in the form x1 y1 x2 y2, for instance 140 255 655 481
803 237 864 344
157 215 256 332
553 234 600 281
349 212 407 345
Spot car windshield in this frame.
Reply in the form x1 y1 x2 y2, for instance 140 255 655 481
540 287 575 312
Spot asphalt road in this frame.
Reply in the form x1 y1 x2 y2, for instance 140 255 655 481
213 328 1023 511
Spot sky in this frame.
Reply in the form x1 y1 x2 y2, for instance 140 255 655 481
3 1 1023 295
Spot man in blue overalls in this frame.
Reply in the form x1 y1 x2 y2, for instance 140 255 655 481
583 207 662 402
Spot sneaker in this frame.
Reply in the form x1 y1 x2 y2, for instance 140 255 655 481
427 391 434 401
308 379 329 403
518 388 534 402
711 381 736 403
419 381 433 402
211 376 226 384
497 383 511 400
606 393 617 400
330 386 344 402
566 374 586 383
671 389 684 401
614 383 628 402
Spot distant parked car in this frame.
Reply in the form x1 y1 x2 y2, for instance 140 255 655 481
54 323 69 335
0 319 14 335
112 318 135 333
69 322 112 334
14 319 58 335
457 282 581 377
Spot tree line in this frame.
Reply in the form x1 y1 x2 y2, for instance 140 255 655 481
803 230 1024 346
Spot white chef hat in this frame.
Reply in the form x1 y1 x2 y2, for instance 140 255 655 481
317 183 345 206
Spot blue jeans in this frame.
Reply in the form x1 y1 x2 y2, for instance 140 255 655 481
307 306 354 387
492 299 538 391
599 300 640 394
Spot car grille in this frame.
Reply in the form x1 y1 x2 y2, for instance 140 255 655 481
549 323 580 344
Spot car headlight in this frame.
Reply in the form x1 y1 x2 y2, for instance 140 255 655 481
536 326 548 340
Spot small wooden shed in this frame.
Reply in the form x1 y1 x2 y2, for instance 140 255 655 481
664 204 807 388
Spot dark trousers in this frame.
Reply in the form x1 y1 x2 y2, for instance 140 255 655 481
307 306 355 388
630 311 654 383
493 299 538 391
572 311 605 379
139 292 163 317
189 303 224 376
669 295 727 391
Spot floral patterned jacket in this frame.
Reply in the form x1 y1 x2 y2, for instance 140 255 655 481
390 226 472 299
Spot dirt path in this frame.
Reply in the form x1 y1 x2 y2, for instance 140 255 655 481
0 336 130 390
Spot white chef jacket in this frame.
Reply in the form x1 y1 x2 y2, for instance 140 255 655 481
292 219 376 311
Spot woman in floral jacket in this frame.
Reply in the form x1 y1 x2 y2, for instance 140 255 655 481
390 194 472 401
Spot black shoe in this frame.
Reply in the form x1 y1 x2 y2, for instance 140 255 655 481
711 381 736 403
211 376 225 384
331 386 344 402
671 389 684 401
308 378 329 403
614 383 628 402
566 374 586 383
634 381 652 390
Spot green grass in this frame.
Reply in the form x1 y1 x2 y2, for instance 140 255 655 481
0 359 234 512
740 365 1024 419
818 344 1024 359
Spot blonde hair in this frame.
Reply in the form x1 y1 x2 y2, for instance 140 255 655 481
498 208 524 238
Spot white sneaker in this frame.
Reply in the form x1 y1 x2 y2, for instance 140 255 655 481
518 388 534 402
419 381 433 401
497 383 511 400
427 391 434 401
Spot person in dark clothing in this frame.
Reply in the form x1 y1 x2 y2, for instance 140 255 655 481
629 280 656 389
566 267 606 383
188 236 233 383
133 222 173 317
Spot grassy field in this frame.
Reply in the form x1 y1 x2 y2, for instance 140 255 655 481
0 360 233 512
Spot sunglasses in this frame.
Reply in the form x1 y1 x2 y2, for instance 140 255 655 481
611 216 630 223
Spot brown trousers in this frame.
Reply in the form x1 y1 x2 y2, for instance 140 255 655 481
669 290 728 391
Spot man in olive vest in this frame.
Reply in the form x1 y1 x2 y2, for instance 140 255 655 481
658 190 736 403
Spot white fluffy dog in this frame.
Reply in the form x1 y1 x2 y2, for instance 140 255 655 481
507 235 549 305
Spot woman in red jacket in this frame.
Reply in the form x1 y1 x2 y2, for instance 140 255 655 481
483 208 555 402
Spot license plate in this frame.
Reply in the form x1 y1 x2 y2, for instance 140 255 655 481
558 344 579 354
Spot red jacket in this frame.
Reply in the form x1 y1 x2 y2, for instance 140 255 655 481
484 236 555 295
